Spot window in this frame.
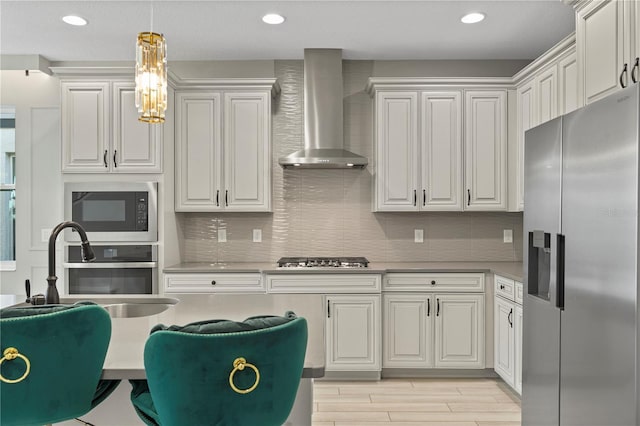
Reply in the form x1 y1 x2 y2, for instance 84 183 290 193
1 108 16 270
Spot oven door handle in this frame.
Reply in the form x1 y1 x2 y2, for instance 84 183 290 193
63 262 157 269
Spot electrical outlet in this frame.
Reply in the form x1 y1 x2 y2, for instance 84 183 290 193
414 229 424 243
253 229 262 243
218 229 227 243
503 229 513 243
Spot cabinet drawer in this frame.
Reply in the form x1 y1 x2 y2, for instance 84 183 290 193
267 274 381 294
164 273 264 293
383 273 484 292
495 275 515 301
514 281 524 305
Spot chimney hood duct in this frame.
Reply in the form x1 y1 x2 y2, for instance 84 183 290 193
279 49 368 169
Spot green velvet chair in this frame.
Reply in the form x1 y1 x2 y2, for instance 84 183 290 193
131 311 308 426
0 302 118 426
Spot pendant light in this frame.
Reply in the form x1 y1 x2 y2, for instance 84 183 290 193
135 2 167 123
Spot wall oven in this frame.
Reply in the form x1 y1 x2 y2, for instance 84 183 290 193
65 244 157 294
64 182 157 242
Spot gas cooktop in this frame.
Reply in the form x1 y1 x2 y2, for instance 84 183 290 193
277 257 369 268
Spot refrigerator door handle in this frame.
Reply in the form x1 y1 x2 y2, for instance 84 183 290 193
556 233 565 310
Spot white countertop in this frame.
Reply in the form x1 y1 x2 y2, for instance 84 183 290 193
8 294 326 380
164 261 524 282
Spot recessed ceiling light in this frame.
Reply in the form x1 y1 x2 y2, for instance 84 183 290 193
262 13 285 25
461 12 485 24
62 15 88 26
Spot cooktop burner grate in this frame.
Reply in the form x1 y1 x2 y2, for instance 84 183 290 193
277 257 369 268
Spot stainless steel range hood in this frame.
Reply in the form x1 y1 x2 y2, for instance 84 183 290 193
279 49 368 169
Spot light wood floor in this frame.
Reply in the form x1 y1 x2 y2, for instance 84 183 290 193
312 378 521 426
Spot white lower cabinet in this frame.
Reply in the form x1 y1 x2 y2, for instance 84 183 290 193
382 273 485 371
325 295 381 372
493 275 523 394
434 294 485 368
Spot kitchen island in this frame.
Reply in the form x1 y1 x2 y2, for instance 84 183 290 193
55 293 325 426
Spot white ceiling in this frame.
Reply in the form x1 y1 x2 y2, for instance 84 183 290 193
0 1 576 62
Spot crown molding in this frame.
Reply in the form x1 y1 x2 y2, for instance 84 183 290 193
365 77 515 95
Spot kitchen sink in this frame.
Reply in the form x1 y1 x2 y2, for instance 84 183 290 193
101 302 174 318
55 297 179 319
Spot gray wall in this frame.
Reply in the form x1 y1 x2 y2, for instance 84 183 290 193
176 60 524 264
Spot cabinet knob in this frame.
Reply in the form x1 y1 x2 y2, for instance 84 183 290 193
431 280 436 285
500 284 505 290
211 280 216 285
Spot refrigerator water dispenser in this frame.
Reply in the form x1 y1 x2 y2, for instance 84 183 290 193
528 230 550 301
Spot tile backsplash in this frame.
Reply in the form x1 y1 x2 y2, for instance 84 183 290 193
177 60 523 264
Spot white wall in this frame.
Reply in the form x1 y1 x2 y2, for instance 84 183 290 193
0 70 62 296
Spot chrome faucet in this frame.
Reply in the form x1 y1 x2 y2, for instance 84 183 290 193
46 221 95 304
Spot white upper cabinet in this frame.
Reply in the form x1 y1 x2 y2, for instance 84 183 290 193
511 35 577 212
516 79 535 212
374 91 419 211
464 90 507 211
535 64 558 125
174 83 275 213
61 80 163 173
558 49 581 115
61 81 110 172
369 80 508 213
421 91 463 211
576 0 627 104
112 82 162 173
223 92 271 211
175 92 222 211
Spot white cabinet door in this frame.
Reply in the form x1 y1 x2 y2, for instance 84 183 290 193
61 81 110 172
382 294 433 368
464 90 507 211
175 92 222 211
112 81 162 173
516 80 535 212
420 91 463 211
223 92 271 212
494 296 516 387
514 304 523 395
326 295 381 371
558 50 581 115
536 64 558 124
374 92 419 211
434 293 485 368
577 0 625 104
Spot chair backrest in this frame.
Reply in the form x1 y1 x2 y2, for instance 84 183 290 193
0 304 111 426
143 316 308 426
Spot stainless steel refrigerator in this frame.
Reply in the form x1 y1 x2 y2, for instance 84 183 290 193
523 84 639 426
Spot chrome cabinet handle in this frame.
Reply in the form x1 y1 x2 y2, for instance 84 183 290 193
632 58 639 84
113 150 117 168
103 150 108 168
620 63 629 88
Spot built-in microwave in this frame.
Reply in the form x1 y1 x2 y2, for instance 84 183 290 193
64 182 157 242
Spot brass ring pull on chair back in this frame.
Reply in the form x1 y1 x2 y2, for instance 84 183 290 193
0 347 31 384
228 357 260 394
